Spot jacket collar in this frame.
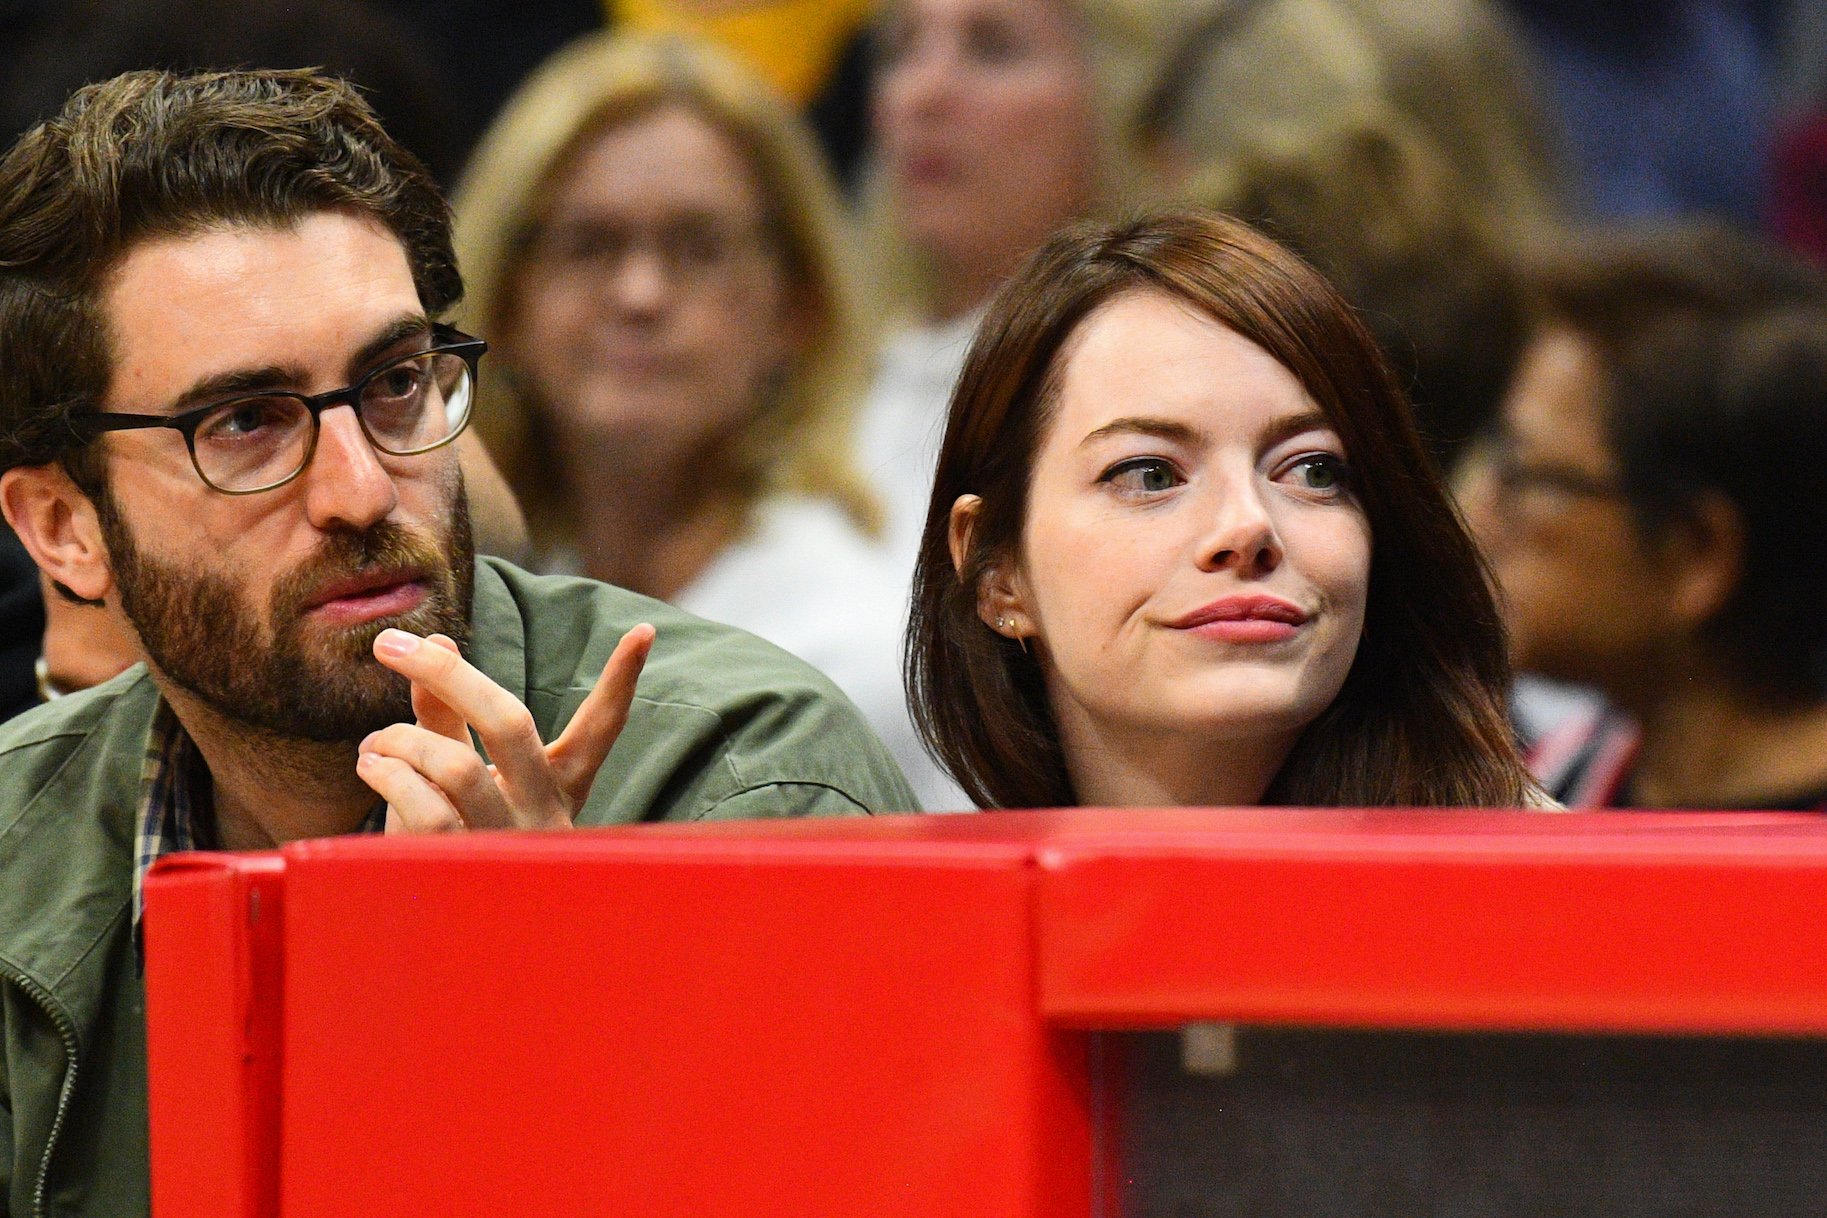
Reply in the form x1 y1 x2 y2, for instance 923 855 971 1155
468 557 527 706
0 670 154 1000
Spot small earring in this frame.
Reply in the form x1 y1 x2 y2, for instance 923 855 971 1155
995 616 1011 631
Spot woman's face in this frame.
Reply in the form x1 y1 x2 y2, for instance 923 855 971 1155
874 0 1096 299
505 104 799 457
996 290 1372 761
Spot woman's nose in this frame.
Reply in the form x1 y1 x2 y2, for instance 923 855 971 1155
601 247 670 315
1195 481 1283 576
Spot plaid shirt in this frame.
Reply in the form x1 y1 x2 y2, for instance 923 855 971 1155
132 700 387 929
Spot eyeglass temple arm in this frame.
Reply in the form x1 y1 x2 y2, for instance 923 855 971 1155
68 411 184 437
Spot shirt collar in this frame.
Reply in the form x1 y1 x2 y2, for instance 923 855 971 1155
132 698 388 932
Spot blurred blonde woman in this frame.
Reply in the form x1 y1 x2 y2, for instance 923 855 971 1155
454 31 966 808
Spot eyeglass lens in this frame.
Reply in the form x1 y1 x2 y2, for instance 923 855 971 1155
190 350 473 492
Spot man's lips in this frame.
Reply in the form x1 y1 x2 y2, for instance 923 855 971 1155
303 570 428 626
1165 595 1309 643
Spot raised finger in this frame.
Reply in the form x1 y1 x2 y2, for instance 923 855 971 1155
548 623 655 803
360 722 515 830
409 633 469 744
358 752 466 833
373 628 563 817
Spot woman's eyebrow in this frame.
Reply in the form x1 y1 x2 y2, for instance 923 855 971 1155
1259 408 1336 449
1077 416 1205 448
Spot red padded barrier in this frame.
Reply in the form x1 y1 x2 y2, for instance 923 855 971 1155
143 853 287 1218
273 831 1090 1217
1029 809 1827 1034
141 809 1827 1217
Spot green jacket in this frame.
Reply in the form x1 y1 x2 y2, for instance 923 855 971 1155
0 558 916 1217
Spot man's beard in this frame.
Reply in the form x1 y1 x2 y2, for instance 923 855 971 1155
101 487 476 743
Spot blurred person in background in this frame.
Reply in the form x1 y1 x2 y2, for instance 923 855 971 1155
1500 0 1774 226
1462 226 1827 808
1185 108 1529 474
1140 0 1562 234
454 32 966 808
861 0 1222 559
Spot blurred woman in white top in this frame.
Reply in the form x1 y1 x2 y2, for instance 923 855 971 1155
453 31 966 808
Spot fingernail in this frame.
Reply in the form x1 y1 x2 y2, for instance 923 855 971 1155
375 629 419 658
357 752 379 768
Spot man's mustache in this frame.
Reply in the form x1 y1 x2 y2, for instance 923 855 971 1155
268 524 453 630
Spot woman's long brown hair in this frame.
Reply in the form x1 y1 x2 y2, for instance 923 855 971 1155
906 209 1536 809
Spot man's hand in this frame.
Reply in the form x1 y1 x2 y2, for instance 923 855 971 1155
357 623 655 832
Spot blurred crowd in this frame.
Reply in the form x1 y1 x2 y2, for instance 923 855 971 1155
5 0 1827 811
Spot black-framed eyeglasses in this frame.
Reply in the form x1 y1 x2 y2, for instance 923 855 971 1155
65 324 487 495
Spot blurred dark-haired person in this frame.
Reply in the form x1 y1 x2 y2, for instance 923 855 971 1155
908 208 1545 810
1462 225 1827 809
1186 107 1530 474
0 68 914 1216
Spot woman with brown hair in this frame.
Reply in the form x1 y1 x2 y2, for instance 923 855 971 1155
908 208 1542 809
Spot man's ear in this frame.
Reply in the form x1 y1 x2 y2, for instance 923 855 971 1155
1 464 114 605
1663 491 1744 629
948 493 1032 643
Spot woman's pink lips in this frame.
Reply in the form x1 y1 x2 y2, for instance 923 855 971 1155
896 151 959 187
1166 596 1308 644
1183 619 1299 644
307 580 427 627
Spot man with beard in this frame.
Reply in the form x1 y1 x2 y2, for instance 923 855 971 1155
0 70 916 1217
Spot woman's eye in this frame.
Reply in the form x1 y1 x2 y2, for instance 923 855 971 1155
1282 454 1351 494
1103 458 1183 496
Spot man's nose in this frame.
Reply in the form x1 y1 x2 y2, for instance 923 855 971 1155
1195 478 1283 577
302 404 398 532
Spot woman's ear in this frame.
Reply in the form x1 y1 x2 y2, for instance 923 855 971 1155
1664 491 1745 628
1 464 115 605
949 493 1033 643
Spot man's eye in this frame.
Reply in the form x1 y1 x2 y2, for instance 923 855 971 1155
1103 458 1183 495
198 397 292 443
370 363 428 402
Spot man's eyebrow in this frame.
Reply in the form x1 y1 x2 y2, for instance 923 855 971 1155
347 313 436 377
158 314 435 416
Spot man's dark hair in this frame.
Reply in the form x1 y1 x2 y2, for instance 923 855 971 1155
1525 225 1827 704
0 67 463 489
